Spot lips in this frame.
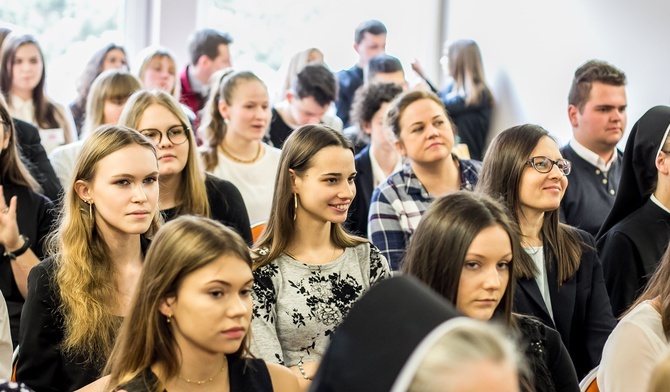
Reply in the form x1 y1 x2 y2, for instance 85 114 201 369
222 327 246 339
128 210 150 216
543 185 562 191
330 203 350 212
159 154 176 160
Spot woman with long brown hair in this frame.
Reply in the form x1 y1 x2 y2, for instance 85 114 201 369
477 124 615 378
17 125 161 391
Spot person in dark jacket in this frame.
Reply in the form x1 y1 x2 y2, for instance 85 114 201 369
13 118 62 201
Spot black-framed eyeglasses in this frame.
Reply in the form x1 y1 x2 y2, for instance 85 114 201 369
140 125 189 145
526 156 572 175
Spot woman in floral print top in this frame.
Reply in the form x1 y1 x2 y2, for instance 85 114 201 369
250 124 390 389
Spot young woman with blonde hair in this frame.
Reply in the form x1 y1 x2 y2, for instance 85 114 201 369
0 33 76 154
17 125 161 392
119 90 252 242
101 216 298 391
199 70 280 223
251 124 390 389
49 69 142 186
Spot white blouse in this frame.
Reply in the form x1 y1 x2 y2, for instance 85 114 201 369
597 301 668 392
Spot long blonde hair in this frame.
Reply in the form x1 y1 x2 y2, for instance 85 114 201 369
135 46 180 99
446 39 493 107
106 216 252 390
47 125 161 365
252 124 365 269
83 69 141 137
118 90 210 217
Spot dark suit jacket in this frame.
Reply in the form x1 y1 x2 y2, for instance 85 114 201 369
13 118 62 201
346 145 374 238
336 65 364 127
513 229 615 379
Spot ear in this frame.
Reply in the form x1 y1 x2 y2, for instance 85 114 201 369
361 122 372 135
196 54 210 70
656 152 669 175
74 180 93 203
159 297 176 317
218 100 229 120
394 139 406 157
353 42 360 55
567 105 580 128
288 168 300 193
286 91 294 104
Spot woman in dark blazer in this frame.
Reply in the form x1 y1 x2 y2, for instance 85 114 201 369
346 82 403 238
477 124 616 379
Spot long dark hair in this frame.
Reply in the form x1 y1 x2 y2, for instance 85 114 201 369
402 191 518 326
476 124 582 283
0 94 39 191
0 34 64 130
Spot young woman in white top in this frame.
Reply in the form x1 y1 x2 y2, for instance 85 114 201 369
200 70 281 223
0 34 76 153
597 246 670 392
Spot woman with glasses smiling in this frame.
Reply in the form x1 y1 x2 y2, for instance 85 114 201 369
476 124 616 379
118 90 252 244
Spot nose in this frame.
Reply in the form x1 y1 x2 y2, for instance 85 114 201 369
156 132 172 149
426 124 440 138
482 267 502 290
339 180 355 200
227 293 250 317
132 183 149 203
549 161 565 178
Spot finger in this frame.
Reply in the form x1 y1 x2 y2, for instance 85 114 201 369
7 196 17 216
0 186 5 210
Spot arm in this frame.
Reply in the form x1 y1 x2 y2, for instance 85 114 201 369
597 232 641 317
207 176 253 245
266 363 300 392
544 325 580 392
17 262 64 392
582 236 617 370
368 245 391 284
250 266 286 365
368 187 406 270
13 119 63 201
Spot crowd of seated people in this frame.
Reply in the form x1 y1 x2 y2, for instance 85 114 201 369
0 16 667 392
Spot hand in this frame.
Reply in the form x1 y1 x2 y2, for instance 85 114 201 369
0 186 22 251
411 58 426 79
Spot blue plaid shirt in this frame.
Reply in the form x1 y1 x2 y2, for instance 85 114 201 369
368 157 481 270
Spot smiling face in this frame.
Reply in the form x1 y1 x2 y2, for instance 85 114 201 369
142 55 176 94
456 224 511 321
161 253 253 356
219 80 270 143
10 43 43 95
518 136 568 217
292 146 357 224
77 144 159 239
136 103 189 179
395 98 455 165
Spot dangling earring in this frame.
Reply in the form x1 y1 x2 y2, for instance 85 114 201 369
166 314 172 324
86 199 94 224
293 193 298 221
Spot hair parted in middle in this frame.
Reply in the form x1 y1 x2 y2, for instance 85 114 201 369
476 124 582 284
252 124 366 269
105 215 252 390
402 191 521 326
118 89 210 218
47 125 161 365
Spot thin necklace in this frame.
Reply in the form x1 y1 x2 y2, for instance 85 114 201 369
221 142 263 164
285 246 339 264
178 364 226 385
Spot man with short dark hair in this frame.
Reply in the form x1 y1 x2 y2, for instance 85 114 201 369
365 53 407 89
336 20 387 127
268 63 342 148
179 28 233 116
560 60 627 237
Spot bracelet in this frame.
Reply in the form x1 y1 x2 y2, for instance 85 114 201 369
297 359 311 380
3 235 30 260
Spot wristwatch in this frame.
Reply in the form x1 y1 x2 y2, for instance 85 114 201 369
3 235 30 260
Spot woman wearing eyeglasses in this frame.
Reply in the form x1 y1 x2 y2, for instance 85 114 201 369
477 124 616 379
118 90 252 243
368 90 481 270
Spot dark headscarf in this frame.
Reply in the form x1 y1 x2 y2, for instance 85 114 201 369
309 275 462 392
597 105 670 239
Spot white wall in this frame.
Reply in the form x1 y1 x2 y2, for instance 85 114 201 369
446 0 670 146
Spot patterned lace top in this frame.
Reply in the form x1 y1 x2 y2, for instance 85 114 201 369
250 242 390 366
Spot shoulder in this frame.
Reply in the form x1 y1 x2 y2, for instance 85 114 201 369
458 158 483 173
265 362 299 392
205 173 242 196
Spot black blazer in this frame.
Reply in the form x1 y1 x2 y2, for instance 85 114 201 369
13 118 63 201
513 229 615 379
346 145 374 238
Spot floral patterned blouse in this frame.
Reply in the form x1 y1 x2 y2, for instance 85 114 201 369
250 242 390 366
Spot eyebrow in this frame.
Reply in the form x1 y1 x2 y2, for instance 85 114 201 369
111 171 159 178
410 115 443 127
320 171 357 177
208 278 255 286
465 252 513 259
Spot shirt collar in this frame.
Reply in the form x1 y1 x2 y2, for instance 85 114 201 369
651 194 670 214
369 147 402 188
569 138 618 172
187 65 207 95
